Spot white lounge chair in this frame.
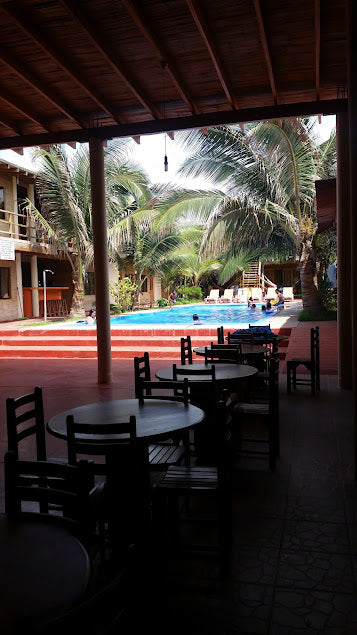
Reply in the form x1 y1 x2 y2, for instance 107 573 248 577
219 289 234 303
235 288 249 303
265 286 277 301
283 286 294 301
250 287 263 302
204 289 220 303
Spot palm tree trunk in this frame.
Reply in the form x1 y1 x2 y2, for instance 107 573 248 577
299 241 322 311
70 269 85 317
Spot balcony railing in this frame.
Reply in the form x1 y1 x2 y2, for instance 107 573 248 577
0 207 56 247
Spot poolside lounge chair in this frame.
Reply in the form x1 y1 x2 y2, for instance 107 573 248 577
265 286 277 301
250 287 263 302
283 287 294 301
204 289 220 303
219 289 234 303
235 288 249 303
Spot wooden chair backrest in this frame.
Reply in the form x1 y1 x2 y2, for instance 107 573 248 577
66 415 137 463
180 335 192 365
134 353 151 397
204 346 241 364
217 326 224 344
6 387 46 461
137 378 189 405
4 450 91 530
227 332 254 344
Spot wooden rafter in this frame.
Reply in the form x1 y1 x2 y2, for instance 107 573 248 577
0 93 48 131
254 0 278 105
0 50 84 128
315 0 321 100
59 0 158 120
121 0 199 115
2 2 121 124
0 98 347 151
186 0 237 110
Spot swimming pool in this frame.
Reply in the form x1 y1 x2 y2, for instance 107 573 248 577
107 303 276 327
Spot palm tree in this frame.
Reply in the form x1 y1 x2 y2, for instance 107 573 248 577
177 118 336 310
28 142 152 315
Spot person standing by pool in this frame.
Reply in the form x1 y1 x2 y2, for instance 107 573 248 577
169 290 177 308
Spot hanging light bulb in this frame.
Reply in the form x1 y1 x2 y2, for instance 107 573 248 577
161 60 168 172
164 133 168 171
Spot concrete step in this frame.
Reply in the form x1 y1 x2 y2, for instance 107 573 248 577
0 327 291 359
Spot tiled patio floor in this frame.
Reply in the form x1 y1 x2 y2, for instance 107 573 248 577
0 347 355 633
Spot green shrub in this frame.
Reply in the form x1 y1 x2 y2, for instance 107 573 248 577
298 308 337 322
109 276 138 313
157 298 170 307
177 285 203 300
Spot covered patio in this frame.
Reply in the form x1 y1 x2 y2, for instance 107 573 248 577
0 346 355 632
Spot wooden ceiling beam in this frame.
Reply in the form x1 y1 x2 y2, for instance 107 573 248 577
0 50 84 128
315 0 321 100
59 0 158 120
186 0 237 110
2 2 122 125
0 93 49 131
0 98 347 151
254 0 278 105
121 0 200 116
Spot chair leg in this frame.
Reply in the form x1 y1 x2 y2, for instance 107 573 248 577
287 366 291 394
292 366 297 389
311 365 316 396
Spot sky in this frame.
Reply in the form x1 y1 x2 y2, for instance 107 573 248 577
0 114 336 187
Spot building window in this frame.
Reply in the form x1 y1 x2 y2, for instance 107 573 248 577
84 272 95 295
0 267 10 298
141 275 148 293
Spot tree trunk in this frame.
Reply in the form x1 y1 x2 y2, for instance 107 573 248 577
70 269 85 317
299 241 322 311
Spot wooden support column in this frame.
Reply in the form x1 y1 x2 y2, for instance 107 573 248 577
15 252 23 318
89 137 112 385
347 0 357 479
336 112 352 389
30 254 39 318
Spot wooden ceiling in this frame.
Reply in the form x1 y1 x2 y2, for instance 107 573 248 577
0 0 348 151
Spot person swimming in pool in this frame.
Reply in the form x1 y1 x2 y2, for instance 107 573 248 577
192 313 201 324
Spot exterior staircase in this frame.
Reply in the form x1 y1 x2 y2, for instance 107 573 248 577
239 261 262 289
0 325 291 360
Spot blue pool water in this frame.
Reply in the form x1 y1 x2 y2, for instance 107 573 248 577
107 303 276 327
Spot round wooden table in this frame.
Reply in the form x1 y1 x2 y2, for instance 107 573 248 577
0 517 90 632
155 362 258 382
47 398 205 442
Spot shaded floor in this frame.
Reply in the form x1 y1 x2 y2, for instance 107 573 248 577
0 357 355 633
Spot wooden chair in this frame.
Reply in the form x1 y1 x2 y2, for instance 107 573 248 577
230 356 279 471
134 352 151 398
227 331 254 344
136 378 191 467
6 386 48 461
4 450 94 535
180 335 192 364
204 346 242 365
151 400 233 575
217 325 224 344
287 326 320 395
172 364 219 463
66 415 149 554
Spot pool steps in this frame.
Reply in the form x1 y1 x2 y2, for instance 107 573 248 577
0 326 291 360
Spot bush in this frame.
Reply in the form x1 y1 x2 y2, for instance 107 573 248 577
109 276 138 313
298 308 337 322
157 298 170 307
177 285 203 300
